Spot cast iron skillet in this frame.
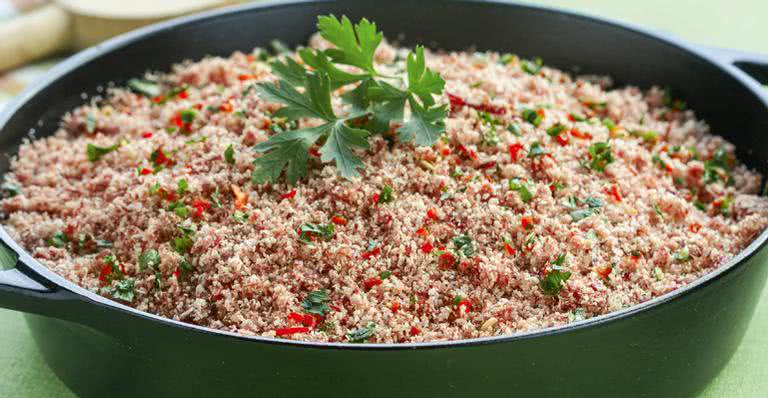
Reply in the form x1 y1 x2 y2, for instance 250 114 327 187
1 1 768 397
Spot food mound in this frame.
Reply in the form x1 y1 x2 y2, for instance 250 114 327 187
2 16 767 343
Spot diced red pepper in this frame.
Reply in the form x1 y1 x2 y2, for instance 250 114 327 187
288 312 304 323
178 90 189 99
479 161 496 169
555 134 569 146
689 223 701 233
362 247 381 260
139 168 152 175
238 74 253 81
142 132 153 139
391 302 400 313
98 264 112 282
456 299 472 314
438 252 456 269
521 216 533 230
570 128 592 139
606 185 622 202
280 189 297 200
219 102 234 113
173 267 180 278
426 208 439 221
595 265 612 279
410 326 421 336
308 148 321 157
301 314 317 328
420 242 434 254
508 143 524 161
371 194 380 205
440 147 452 156
415 227 428 236
276 327 310 337
192 199 211 218
503 243 516 256
364 277 383 290
331 215 347 225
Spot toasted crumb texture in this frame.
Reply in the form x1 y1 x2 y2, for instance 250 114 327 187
2 38 767 343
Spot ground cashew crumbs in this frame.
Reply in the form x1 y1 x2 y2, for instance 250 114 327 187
2 35 767 343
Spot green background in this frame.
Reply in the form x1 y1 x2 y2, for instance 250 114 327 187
1 0 767 396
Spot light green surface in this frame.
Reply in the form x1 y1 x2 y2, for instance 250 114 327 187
0 1 767 397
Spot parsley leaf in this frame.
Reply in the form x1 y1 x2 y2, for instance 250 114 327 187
127 79 162 97
253 15 446 184
317 15 382 75
587 142 614 172
298 223 335 243
540 267 571 296
347 322 376 343
398 97 448 146
224 144 235 164
138 249 160 271
452 234 475 258
377 185 395 204
301 289 331 315
87 143 120 162
48 231 69 248
102 278 135 302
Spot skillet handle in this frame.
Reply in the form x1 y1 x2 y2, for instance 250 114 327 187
700 46 768 85
0 229 80 318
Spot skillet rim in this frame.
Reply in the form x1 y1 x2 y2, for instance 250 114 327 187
1 0 767 351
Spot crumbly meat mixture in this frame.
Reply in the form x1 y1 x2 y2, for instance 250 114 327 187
2 38 767 343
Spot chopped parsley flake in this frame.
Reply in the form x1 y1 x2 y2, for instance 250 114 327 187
224 144 235 164
298 223 335 243
528 141 547 158
452 234 475 258
587 142 614 172
301 289 331 316
102 278 135 302
86 143 120 162
347 322 376 343
138 249 160 271
540 267 571 296
377 185 395 204
508 178 534 203
233 211 249 224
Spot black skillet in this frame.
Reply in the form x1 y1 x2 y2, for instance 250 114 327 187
1 1 768 397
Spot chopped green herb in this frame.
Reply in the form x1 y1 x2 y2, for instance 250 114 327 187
506 123 522 136
540 267 571 296
587 142 614 172
508 178 534 203
347 322 376 343
127 78 162 97
102 278 135 302
546 124 567 137
232 211 249 224
653 267 665 281
379 270 392 280
528 141 547 158
1 182 21 198
521 57 543 75
211 186 222 208
178 259 195 280
377 185 395 204
716 196 734 216
693 199 707 211
653 203 664 219
86 143 120 161
552 253 566 266
48 231 68 248
568 308 586 323
452 234 475 258
179 109 197 124
138 249 160 271
298 223 335 243
500 53 516 65
176 179 189 195
570 113 587 122
521 108 543 126
172 228 195 254
301 289 331 316
672 247 690 262
570 208 595 222
602 118 616 131
703 148 730 184
224 144 235 164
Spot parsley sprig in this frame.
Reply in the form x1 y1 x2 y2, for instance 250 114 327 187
253 15 447 184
